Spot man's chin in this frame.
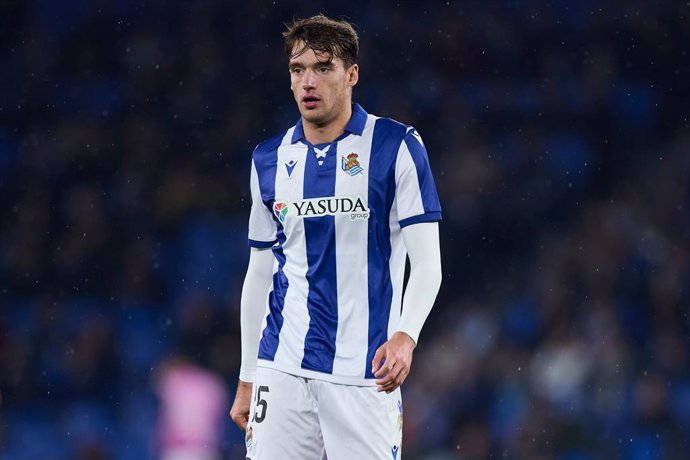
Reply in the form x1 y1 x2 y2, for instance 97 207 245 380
300 110 328 126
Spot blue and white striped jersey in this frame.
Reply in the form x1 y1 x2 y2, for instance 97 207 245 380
248 103 441 386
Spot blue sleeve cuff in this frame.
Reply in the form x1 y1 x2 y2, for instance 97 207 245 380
248 239 277 248
399 212 442 229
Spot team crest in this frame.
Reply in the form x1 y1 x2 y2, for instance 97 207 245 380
273 201 288 222
341 153 364 176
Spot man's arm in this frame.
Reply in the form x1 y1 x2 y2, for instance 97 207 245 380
229 247 274 430
372 221 442 393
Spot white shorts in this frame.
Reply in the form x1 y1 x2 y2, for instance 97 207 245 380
245 367 403 460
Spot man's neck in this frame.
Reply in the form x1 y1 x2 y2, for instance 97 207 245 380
303 104 352 145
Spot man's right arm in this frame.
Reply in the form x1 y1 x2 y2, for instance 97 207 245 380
230 246 274 430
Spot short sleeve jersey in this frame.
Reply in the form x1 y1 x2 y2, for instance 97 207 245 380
248 103 441 386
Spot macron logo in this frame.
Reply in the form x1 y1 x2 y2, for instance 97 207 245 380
391 445 399 459
285 160 298 177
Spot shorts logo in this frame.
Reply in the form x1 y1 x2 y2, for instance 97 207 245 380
273 196 370 221
391 445 400 459
245 426 255 449
273 201 289 222
341 153 364 176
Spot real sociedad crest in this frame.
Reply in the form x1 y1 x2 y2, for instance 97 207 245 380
341 153 363 176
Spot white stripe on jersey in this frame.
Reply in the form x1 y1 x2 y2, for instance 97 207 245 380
273 128 311 367
394 138 426 221
248 161 277 244
331 115 376 377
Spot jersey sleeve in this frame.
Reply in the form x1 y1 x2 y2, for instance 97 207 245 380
248 159 277 248
394 128 442 228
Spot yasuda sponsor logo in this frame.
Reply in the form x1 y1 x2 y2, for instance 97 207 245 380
293 197 369 220
274 196 370 222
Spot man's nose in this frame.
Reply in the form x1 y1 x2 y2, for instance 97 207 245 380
302 69 316 89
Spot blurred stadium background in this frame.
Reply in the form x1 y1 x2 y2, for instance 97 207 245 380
1 0 689 459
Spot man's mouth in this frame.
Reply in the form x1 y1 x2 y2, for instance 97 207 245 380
302 95 320 108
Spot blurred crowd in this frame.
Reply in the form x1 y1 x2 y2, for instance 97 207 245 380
1 0 689 459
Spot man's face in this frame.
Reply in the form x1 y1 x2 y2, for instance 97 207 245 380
289 43 358 127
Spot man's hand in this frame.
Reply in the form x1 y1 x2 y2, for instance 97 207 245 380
371 331 416 393
229 380 253 431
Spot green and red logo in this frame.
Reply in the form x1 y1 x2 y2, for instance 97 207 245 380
273 201 288 222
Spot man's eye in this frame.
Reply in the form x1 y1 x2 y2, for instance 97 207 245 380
291 68 302 74
319 67 329 73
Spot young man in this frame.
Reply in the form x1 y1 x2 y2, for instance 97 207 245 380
230 14 442 460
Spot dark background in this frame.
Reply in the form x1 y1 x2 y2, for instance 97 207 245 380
1 0 689 459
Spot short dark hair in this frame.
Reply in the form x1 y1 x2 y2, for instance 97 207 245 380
283 14 359 69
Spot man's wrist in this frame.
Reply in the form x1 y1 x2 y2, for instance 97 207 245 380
393 330 417 347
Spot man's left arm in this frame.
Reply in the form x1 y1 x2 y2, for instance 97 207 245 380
372 221 442 392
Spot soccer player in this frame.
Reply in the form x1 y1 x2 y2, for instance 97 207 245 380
229 14 442 460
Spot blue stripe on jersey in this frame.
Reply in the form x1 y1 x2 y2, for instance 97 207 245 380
365 118 405 378
252 137 287 362
404 130 442 215
301 143 339 373
253 132 285 204
258 225 287 361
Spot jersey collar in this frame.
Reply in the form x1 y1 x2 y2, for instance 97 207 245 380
291 103 368 144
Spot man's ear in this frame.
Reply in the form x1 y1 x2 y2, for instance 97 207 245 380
348 64 359 87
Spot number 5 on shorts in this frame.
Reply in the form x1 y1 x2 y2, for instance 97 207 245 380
251 385 269 423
